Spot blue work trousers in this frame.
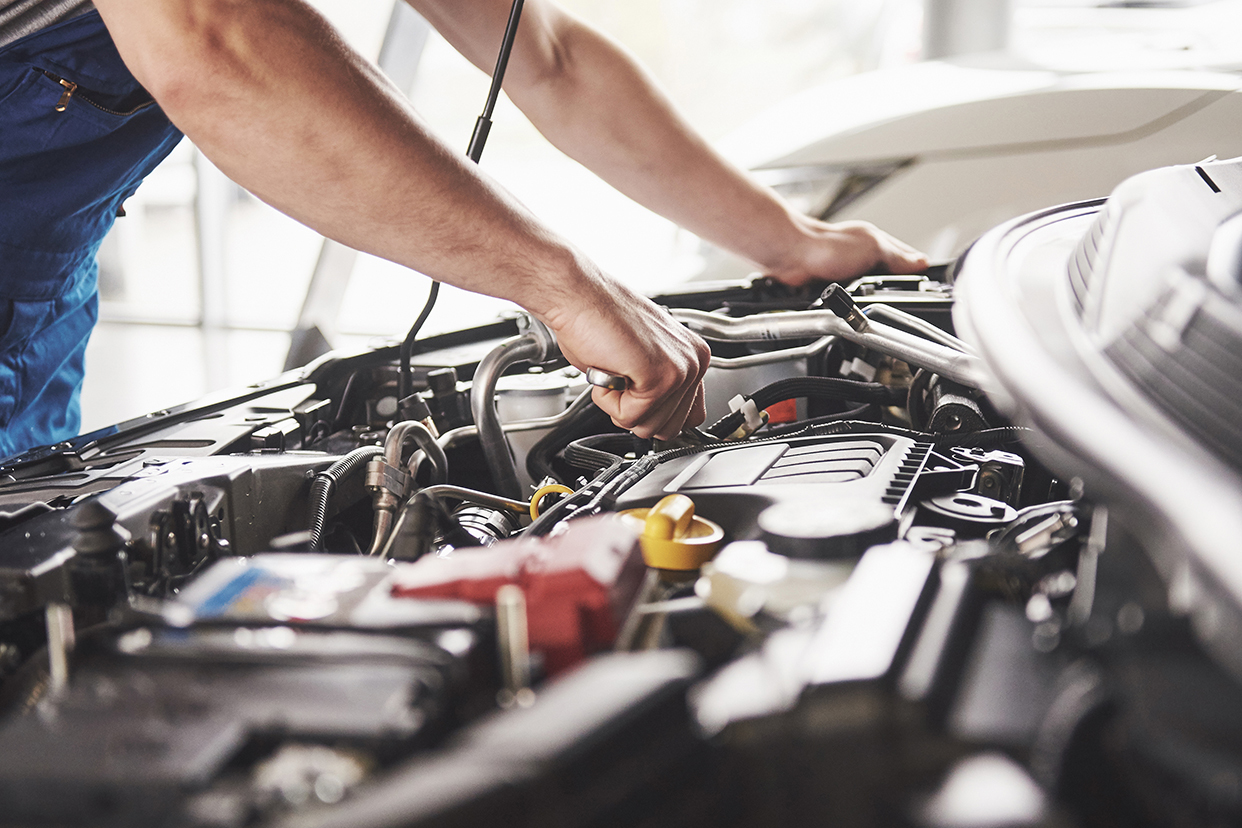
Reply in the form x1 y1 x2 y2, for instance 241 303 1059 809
0 10 182 459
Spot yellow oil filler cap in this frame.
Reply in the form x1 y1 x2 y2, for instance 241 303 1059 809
620 494 724 571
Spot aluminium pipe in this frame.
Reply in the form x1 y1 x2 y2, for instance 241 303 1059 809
708 336 835 369
366 419 448 556
385 420 448 486
669 308 984 388
863 304 975 354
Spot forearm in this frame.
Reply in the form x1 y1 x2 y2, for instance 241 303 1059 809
94 0 593 320
417 0 925 284
504 17 808 273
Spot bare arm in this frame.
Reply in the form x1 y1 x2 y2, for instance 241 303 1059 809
92 0 708 439
413 0 928 286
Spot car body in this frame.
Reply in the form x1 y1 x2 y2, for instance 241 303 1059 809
1 156 1241 827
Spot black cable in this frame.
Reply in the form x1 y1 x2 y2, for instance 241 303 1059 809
705 376 901 437
526 458 627 536
397 281 440 402
396 0 527 402
308 446 384 551
937 426 1031 450
560 455 659 525
760 402 877 436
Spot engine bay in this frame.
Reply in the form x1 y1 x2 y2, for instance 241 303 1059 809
4 158 1242 827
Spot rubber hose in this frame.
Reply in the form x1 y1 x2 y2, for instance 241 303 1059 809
906 368 934 431
471 334 545 500
562 433 648 471
563 443 624 472
707 376 900 437
526 396 614 484
308 445 383 551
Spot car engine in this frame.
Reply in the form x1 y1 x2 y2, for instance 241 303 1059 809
3 157 1242 828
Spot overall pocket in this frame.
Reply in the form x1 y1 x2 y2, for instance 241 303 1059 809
0 10 183 299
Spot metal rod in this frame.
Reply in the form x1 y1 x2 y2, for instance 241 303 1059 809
468 0 527 163
418 484 530 514
403 0 527 398
496 584 531 695
46 603 75 695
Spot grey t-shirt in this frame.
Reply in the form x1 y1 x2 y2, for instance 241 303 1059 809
0 0 94 50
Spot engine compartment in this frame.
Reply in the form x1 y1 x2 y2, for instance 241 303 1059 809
1 209 1239 827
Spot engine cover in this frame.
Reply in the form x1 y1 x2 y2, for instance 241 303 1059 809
614 433 932 545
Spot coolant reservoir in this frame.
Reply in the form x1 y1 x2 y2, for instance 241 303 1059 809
496 371 576 491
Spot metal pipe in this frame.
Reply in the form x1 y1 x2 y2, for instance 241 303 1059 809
376 484 531 560
384 420 447 486
366 509 395 557
670 308 984 388
470 325 555 499
708 336 836 369
864 304 975 354
418 484 530 514
367 420 448 555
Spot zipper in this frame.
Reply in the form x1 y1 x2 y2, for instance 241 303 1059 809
40 69 156 116
51 75 76 111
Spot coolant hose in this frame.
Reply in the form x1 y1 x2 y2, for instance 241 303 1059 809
526 393 614 484
563 433 649 471
470 326 554 500
308 445 384 551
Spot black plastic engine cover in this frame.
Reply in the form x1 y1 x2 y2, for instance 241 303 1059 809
614 434 932 543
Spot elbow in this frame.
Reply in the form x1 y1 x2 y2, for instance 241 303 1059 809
508 11 585 98
103 0 263 115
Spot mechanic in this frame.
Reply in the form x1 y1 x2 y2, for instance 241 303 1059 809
0 0 928 457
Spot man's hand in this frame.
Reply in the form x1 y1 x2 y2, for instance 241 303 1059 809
536 271 710 441
761 214 930 288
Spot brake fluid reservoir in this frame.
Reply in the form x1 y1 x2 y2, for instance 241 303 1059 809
496 372 571 492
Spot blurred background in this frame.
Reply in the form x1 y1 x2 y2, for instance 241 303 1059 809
81 0 1242 431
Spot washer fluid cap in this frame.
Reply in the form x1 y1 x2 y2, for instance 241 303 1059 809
758 499 897 559
620 494 724 571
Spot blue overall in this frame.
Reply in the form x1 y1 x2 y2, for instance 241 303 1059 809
0 10 182 459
